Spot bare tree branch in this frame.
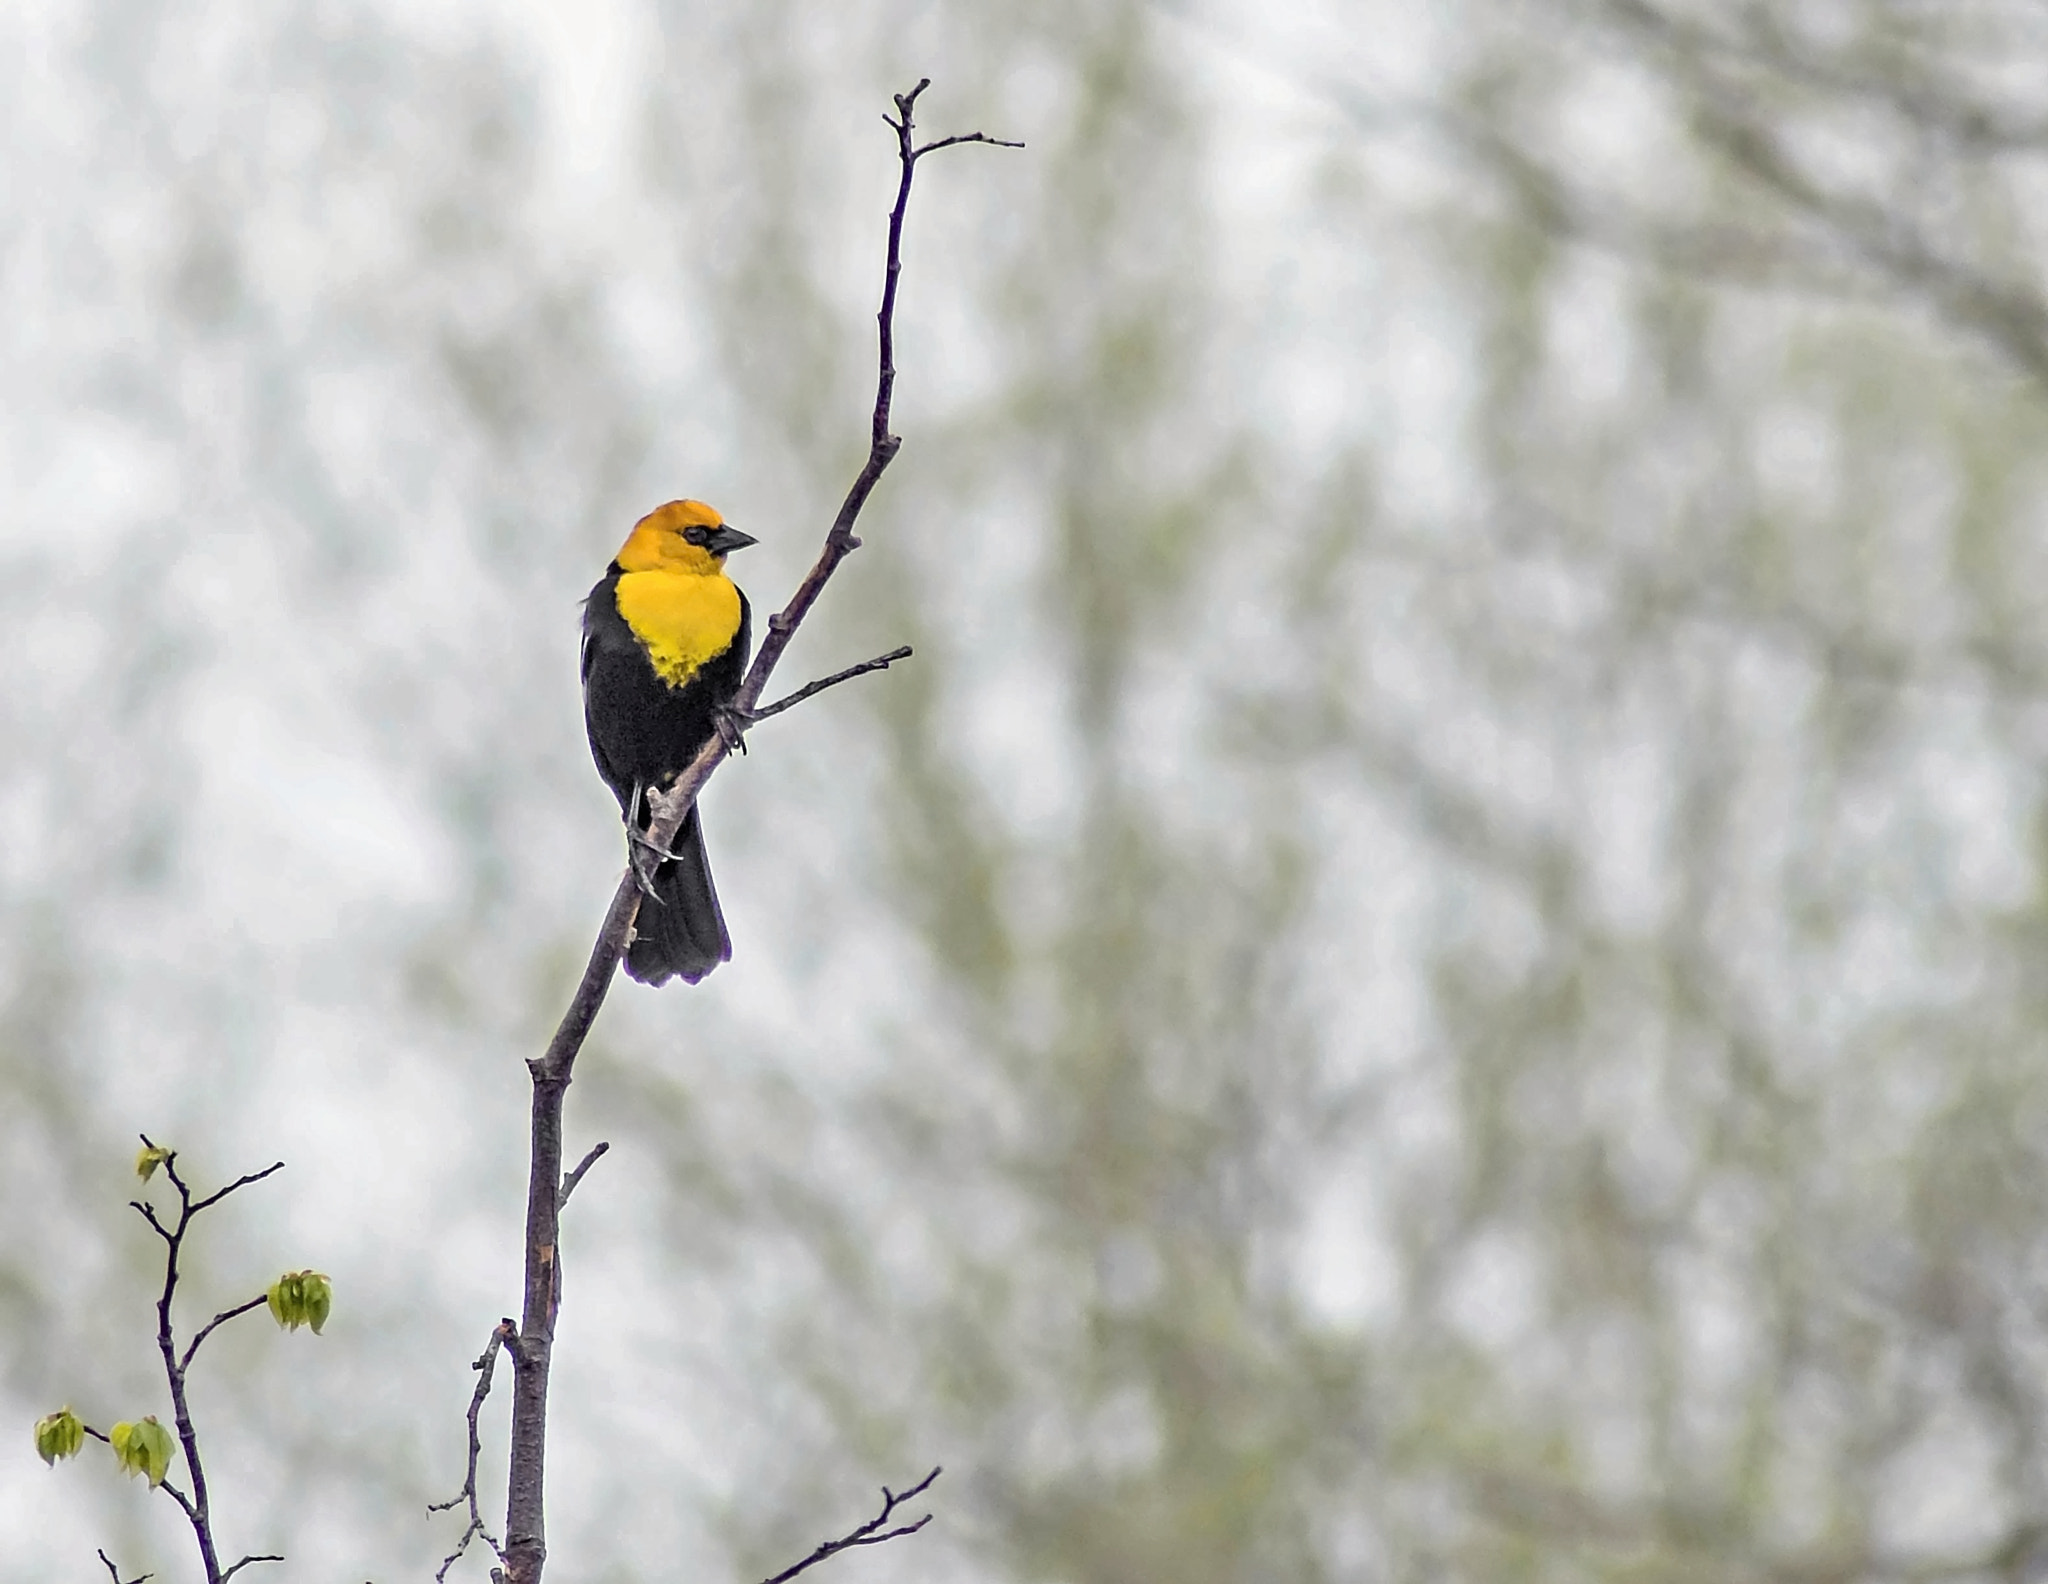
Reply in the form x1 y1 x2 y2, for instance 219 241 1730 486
180 1296 270 1374
125 1140 291 1583
760 1468 944 1584
496 87 1010 1584
750 646 914 723
185 1161 286 1217
557 1142 610 1211
216 1556 283 1583
913 131 1025 158
431 1322 514 1582
98 1549 152 1584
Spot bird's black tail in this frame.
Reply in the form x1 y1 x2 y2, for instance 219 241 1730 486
625 804 732 986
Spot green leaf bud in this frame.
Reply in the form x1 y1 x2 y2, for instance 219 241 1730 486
268 1270 334 1334
33 1408 84 1466
300 1270 332 1334
110 1417 174 1487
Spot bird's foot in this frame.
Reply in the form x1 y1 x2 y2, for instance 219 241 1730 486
622 780 680 900
714 704 758 756
627 824 693 900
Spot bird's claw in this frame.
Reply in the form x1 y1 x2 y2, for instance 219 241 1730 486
714 704 757 756
623 780 682 899
627 827 674 899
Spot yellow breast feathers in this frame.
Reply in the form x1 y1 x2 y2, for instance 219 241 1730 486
614 568 743 687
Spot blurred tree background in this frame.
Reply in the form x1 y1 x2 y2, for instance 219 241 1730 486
6 0 2048 1578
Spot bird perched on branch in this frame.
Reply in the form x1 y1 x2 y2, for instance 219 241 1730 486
582 499 757 986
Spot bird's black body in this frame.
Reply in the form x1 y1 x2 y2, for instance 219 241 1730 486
582 562 751 986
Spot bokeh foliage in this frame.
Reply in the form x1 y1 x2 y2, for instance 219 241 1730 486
5 0 2048 1579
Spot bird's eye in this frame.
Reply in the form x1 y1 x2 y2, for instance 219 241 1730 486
683 526 708 546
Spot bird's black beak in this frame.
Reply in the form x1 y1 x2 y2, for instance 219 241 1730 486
705 526 758 556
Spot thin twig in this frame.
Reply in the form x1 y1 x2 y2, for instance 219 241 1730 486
129 1138 291 1584
752 646 914 722
431 1322 514 1582
913 132 1025 157
82 1416 197 1519
760 1468 944 1584
557 1143 610 1211
161 1480 201 1525
217 1557 283 1583
132 1199 174 1244
186 1162 287 1217
180 1296 270 1374
81 1419 199 1522
498 84 1012 1584
98 1549 152 1584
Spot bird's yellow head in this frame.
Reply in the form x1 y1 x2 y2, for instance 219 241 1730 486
615 500 759 576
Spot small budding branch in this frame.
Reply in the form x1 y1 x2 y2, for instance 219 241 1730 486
35 1137 330 1584
431 81 1017 1584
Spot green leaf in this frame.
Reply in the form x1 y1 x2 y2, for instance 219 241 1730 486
268 1270 333 1334
33 1408 84 1466
134 1144 172 1183
110 1417 174 1487
300 1271 333 1335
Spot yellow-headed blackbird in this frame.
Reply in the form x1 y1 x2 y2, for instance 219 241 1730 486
582 499 757 986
